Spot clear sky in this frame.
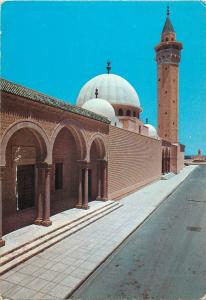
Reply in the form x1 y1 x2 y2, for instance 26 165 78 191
1 1 206 155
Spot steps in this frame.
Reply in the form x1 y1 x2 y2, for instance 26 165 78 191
0 201 123 275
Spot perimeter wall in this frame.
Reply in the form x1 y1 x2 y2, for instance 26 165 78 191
108 125 162 199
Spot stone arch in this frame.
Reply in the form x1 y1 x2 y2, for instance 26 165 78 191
1 121 52 235
50 119 87 160
87 134 108 202
87 133 107 162
0 120 51 166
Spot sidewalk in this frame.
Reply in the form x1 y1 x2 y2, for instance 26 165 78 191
0 165 197 300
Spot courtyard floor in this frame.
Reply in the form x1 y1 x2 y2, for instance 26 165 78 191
0 165 197 300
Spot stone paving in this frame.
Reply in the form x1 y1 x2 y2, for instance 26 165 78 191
1 200 116 256
0 165 197 300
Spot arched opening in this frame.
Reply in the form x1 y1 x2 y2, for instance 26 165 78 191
80 136 107 207
89 139 106 202
2 128 47 234
126 110 131 117
118 108 123 116
51 127 79 214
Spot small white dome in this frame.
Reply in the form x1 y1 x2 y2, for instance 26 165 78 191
82 98 115 121
77 74 140 108
145 124 158 139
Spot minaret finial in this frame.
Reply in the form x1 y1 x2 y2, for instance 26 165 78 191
167 5 170 17
146 117 148 124
95 88 98 99
106 61 111 74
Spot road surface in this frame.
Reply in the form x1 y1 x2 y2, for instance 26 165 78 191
72 165 206 300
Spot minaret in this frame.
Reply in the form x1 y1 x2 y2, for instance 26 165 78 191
155 7 183 143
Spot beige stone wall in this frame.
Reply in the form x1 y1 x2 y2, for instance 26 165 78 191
108 126 162 199
176 145 185 173
170 144 185 174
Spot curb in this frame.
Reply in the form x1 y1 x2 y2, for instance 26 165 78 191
66 166 198 299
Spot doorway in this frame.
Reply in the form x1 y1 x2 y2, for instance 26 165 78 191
17 165 35 210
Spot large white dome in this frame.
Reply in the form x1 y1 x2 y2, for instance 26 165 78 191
77 74 141 108
145 124 158 139
82 98 115 121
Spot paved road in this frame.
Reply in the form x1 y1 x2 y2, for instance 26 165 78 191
72 165 206 300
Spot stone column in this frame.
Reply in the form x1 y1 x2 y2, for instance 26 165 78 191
163 151 166 174
166 150 169 173
0 167 5 247
76 167 83 208
42 165 52 226
82 167 89 209
162 151 164 174
102 161 108 201
168 152 171 172
164 152 167 174
96 160 102 200
34 164 44 225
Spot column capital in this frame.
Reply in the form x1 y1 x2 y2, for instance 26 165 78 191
77 160 90 169
99 159 108 166
37 162 52 171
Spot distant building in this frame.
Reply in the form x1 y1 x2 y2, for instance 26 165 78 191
192 149 206 162
0 9 184 247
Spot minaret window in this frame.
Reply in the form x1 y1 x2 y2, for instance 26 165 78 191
126 110 131 117
133 111 136 117
118 108 123 116
165 112 168 115
165 90 167 94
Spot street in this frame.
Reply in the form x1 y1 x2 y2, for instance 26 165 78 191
72 165 206 300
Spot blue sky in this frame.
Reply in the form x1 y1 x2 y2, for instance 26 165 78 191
1 1 206 155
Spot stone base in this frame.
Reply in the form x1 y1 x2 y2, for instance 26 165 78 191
34 219 43 225
96 197 107 202
82 204 89 210
75 203 82 209
41 220 52 227
0 238 5 247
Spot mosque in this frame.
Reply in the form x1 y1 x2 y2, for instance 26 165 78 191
0 9 185 247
